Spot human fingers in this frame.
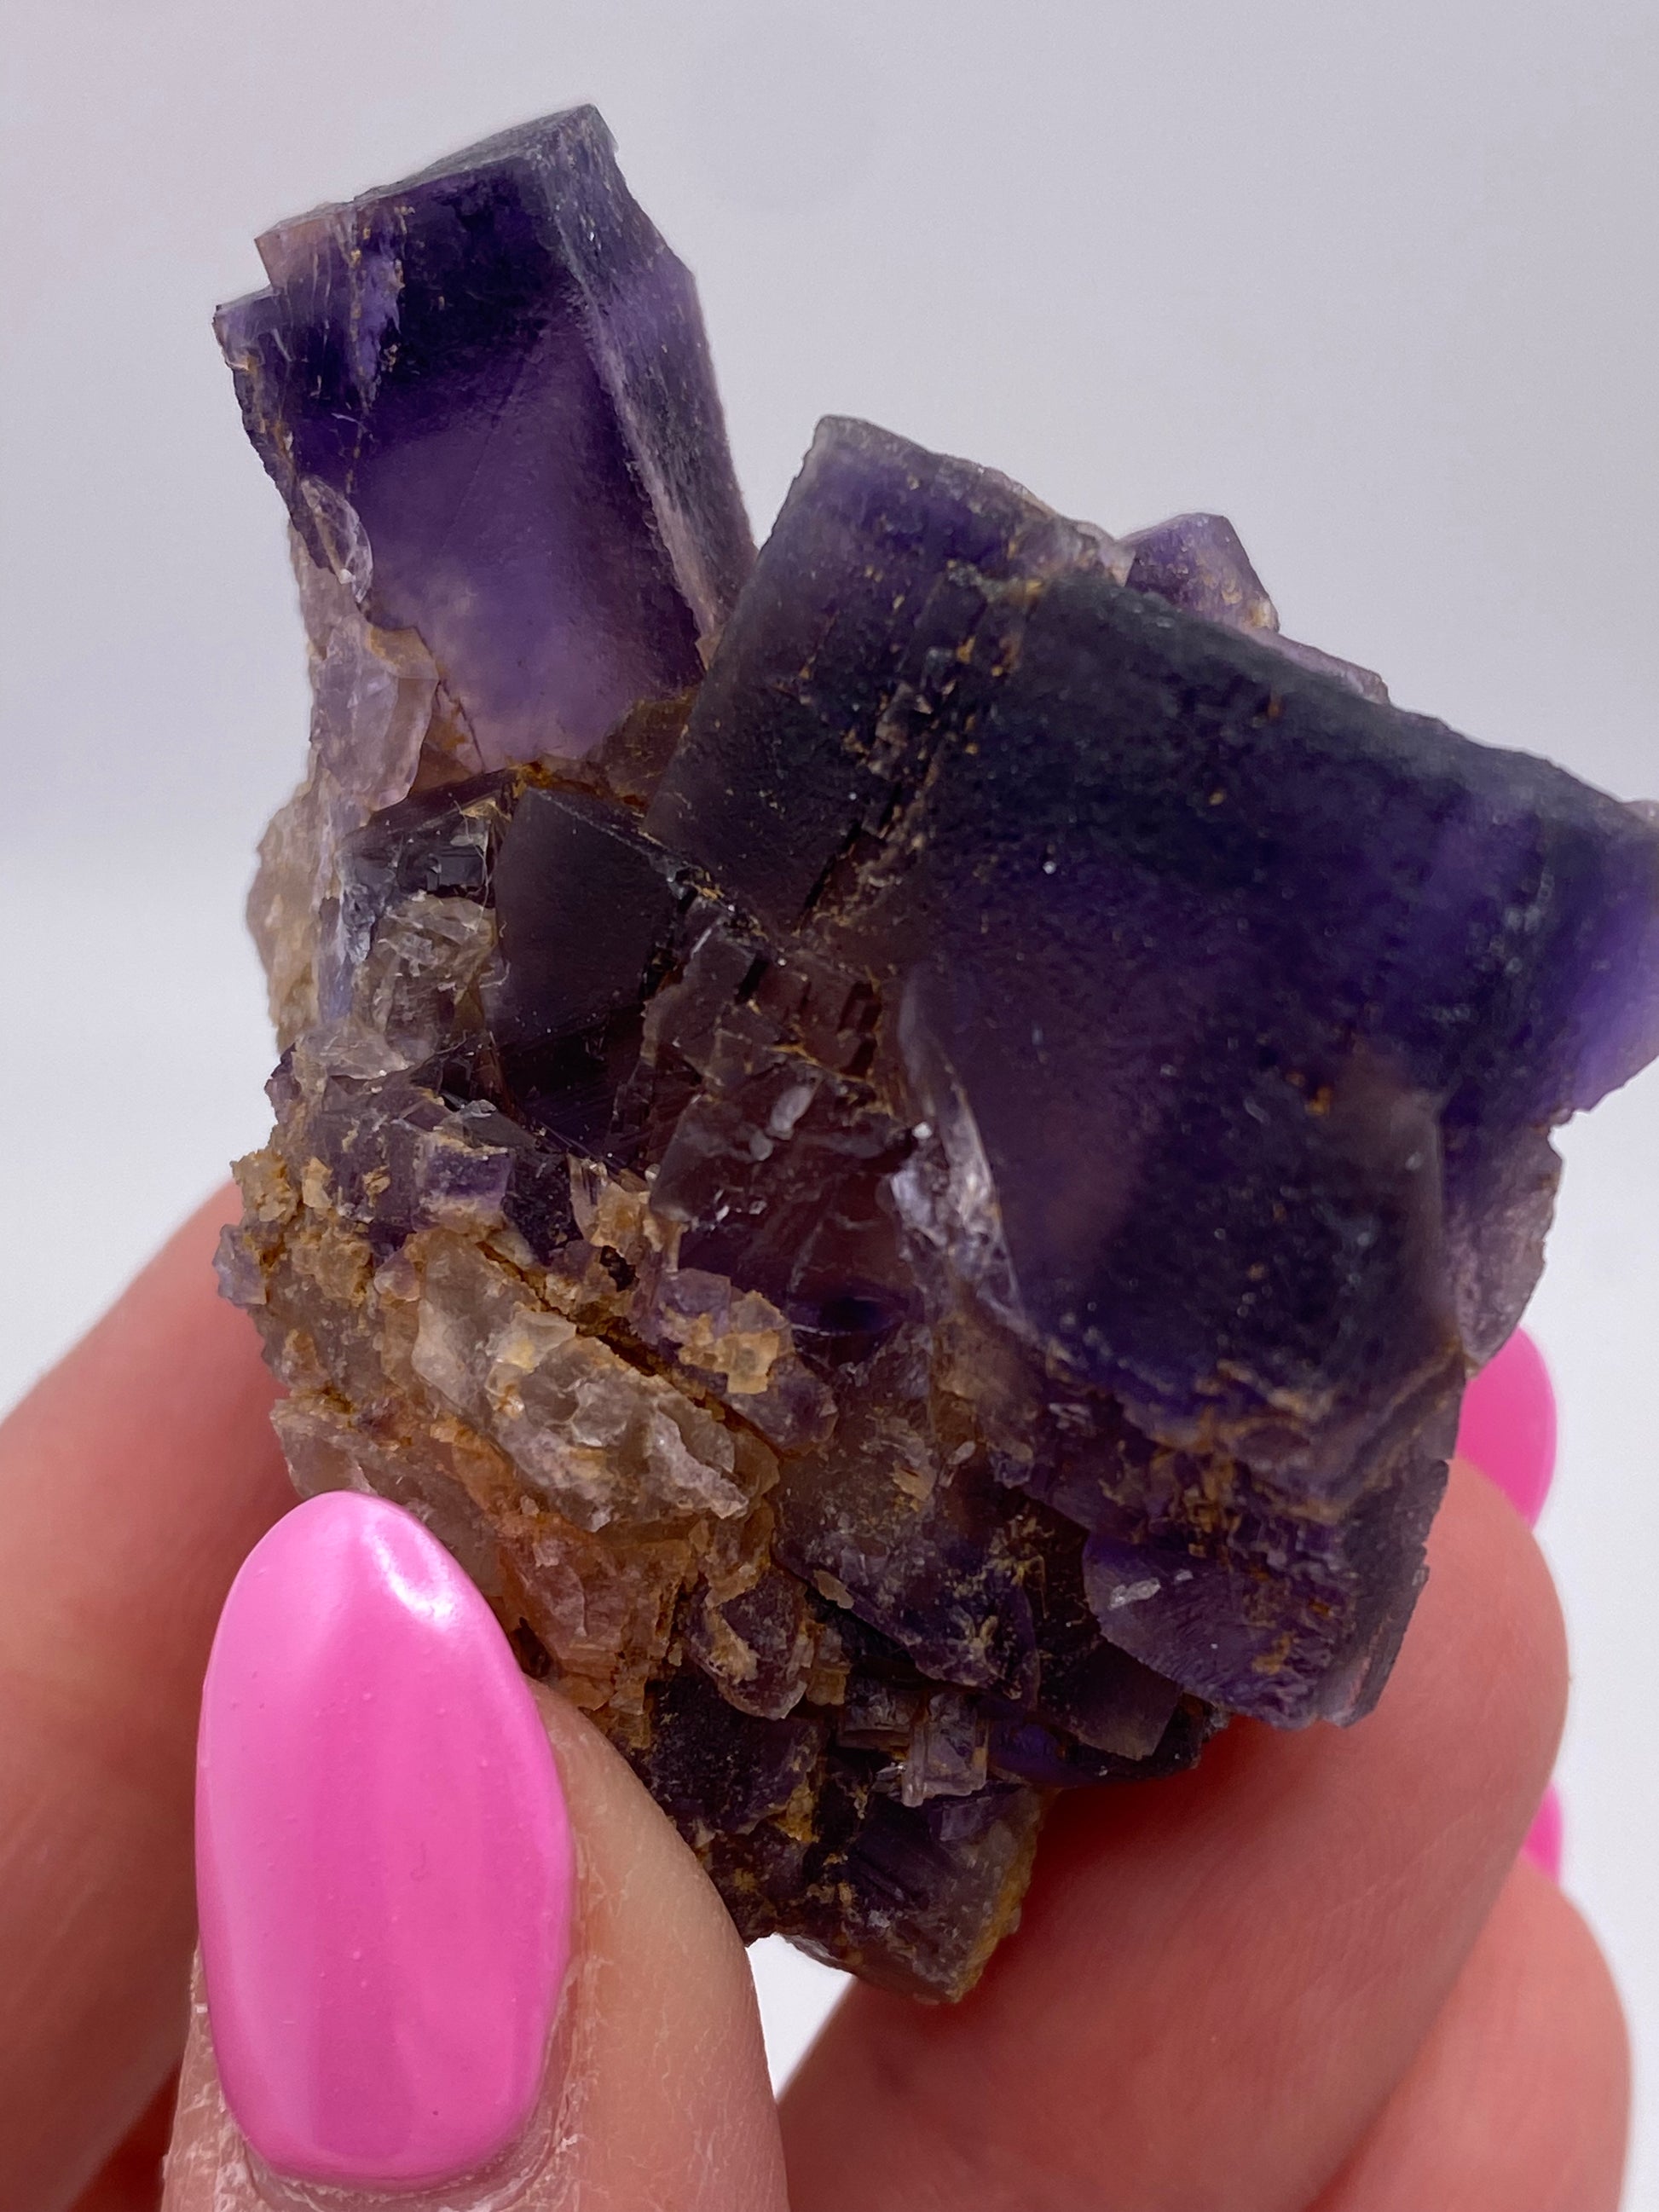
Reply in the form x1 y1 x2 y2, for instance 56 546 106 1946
1454 1325 1556 1529
160 1493 787 2212
66 2074 176 2212
1311 1858 1627 2212
781 1459 1565 2212
1457 1329 1570 1890
0 1191 292 2211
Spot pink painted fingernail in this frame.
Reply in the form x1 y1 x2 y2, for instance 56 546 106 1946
1522 1784 1564 1881
196 1493 574 2192
1455 1326 1557 1527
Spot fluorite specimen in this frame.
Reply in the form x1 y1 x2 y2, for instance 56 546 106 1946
217 107 1659 1999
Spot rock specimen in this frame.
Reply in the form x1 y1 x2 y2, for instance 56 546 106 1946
216 107 1659 1999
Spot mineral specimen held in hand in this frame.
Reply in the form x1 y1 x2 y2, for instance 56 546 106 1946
217 107 1659 2000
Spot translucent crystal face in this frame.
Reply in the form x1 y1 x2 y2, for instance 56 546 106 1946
217 107 1659 1999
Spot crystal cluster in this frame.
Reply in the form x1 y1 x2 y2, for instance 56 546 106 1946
216 107 1659 1998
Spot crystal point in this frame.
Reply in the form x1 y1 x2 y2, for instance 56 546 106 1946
218 107 752 771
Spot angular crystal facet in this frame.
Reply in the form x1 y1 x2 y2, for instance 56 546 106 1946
217 113 1659 1999
218 107 752 769
217 107 753 1046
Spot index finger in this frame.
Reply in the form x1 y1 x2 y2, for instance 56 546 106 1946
0 1191 292 2211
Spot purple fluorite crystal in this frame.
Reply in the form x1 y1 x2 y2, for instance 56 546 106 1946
1110 509 1390 699
217 109 750 769
217 109 1659 1998
215 107 752 1043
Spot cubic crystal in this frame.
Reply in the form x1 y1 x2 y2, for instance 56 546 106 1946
217 109 1659 1998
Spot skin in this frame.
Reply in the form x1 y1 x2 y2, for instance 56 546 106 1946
0 1193 1625 2211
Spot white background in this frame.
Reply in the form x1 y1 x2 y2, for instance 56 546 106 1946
4 0 1656 2196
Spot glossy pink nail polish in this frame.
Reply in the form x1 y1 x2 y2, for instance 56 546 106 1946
1522 1784 1564 1881
1454 1326 1557 1527
196 1493 574 2192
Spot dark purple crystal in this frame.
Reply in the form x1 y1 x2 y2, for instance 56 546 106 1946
1110 509 1389 698
217 111 1659 1999
216 107 752 770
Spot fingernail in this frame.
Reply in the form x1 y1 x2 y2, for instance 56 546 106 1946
196 1493 574 2192
1455 1326 1557 1527
1522 1783 1564 1882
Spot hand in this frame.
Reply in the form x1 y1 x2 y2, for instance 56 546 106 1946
0 1196 1626 2211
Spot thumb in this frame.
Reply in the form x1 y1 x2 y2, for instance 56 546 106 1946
161 1493 787 2212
